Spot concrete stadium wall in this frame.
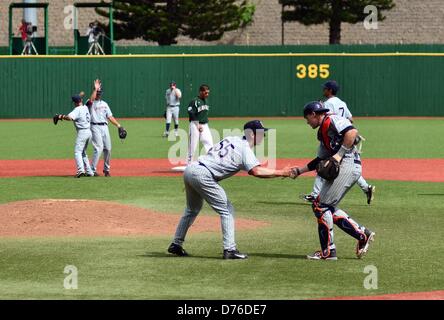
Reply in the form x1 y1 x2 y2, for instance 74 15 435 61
0 0 443 48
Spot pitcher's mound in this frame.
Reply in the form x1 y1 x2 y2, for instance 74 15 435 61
0 199 269 237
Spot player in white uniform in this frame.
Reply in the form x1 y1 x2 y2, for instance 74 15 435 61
87 79 124 177
302 81 375 205
53 95 94 178
167 120 296 259
186 84 214 164
163 81 182 138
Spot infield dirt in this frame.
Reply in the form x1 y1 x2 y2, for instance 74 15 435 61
0 199 269 238
0 158 442 182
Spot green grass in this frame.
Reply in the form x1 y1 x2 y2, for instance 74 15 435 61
0 118 443 159
0 176 443 299
0 118 443 299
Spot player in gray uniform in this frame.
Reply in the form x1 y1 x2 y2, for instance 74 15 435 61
87 79 124 177
162 81 182 138
292 102 375 260
303 81 375 205
167 120 296 259
53 95 94 178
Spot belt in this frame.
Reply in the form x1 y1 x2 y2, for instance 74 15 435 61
168 105 179 107
91 122 107 126
342 154 361 165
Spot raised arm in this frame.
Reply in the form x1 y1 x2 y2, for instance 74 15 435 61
174 88 182 99
89 79 101 102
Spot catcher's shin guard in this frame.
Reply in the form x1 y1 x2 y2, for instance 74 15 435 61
312 202 335 257
333 209 366 241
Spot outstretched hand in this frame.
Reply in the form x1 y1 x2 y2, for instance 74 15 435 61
289 166 301 179
94 79 101 91
282 165 298 179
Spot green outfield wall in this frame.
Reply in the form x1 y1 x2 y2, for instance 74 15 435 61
0 46 443 118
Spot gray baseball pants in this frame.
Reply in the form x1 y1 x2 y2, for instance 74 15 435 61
91 124 112 173
312 172 370 197
313 156 368 257
166 106 179 125
173 163 236 251
74 129 94 175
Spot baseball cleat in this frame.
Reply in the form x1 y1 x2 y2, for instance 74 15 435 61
162 132 169 138
223 249 248 260
356 229 375 259
104 171 111 177
366 185 376 205
93 172 100 177
86 173 95 177
307 249 337 260
174 130 179 137
300 194 316 203
75 172 86 178
167 243 189 257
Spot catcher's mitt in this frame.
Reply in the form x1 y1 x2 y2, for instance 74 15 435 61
118 126 127 139
53 114 61 125
316 157 340 181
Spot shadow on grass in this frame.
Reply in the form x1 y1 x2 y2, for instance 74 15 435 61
138 252 221 260
248 252 307 260
257 201 311 206
140 251 359 261
249 252 359 260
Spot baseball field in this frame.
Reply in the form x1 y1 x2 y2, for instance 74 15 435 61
0 117 443 299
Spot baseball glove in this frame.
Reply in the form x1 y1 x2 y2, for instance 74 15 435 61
118 126 127 139
53 114 61 125
316 157 340 181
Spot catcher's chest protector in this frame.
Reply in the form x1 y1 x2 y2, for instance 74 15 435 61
317 116 343 156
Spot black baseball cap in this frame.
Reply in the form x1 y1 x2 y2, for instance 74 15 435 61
72 95 82 103
170 81 176 86
322 80 339 94
243 120 269 133
303 101 329 117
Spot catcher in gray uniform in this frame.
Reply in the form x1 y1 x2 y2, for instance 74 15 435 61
168 120 295 259
291 101 375 260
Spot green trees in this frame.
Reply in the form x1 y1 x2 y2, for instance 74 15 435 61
280 0 395 44
97 0 255 45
